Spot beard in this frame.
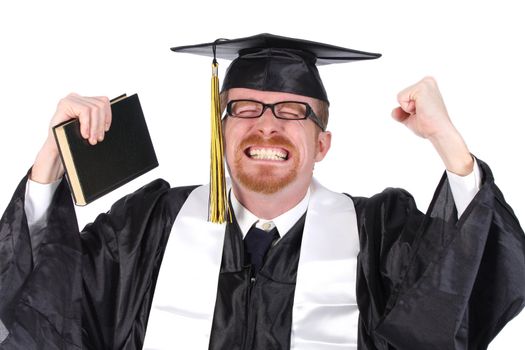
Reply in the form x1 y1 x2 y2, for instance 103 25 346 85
231 133 299 195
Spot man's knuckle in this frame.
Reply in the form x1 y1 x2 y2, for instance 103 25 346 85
422 76 437 87
57 96 70 108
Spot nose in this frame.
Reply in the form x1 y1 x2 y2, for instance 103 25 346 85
256 107 281 135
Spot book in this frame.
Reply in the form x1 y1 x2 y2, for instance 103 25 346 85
53 93 158 205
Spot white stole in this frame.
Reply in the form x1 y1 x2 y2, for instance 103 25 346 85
291 179 360 349
143 179 359 349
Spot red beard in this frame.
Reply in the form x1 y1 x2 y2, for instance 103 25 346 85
232 134 299 194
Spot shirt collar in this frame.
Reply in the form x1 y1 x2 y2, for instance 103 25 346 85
230 188 310 239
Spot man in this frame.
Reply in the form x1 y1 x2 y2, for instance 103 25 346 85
0 34 524 349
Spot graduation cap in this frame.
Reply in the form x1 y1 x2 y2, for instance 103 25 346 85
172 33 381 103
170 33 381 223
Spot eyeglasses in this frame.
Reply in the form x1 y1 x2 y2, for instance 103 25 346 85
225 99 325 131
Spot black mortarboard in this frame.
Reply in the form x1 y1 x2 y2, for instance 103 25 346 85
171 33 381 103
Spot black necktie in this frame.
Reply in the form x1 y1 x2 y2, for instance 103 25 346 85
244 225 279 274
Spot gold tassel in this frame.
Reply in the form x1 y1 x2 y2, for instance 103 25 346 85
209 60 229 223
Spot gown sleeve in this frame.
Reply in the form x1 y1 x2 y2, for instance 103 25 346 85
0 175 83 349
0 173 190 349
355 158 525 350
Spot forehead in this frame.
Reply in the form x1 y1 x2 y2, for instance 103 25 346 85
227 88 318 105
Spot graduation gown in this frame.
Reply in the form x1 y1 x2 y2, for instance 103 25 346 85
0 159 524 349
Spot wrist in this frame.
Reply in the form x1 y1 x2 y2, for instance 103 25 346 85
31 136 64 184
429 129 473 176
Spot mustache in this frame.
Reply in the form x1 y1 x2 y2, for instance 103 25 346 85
239 134 295 150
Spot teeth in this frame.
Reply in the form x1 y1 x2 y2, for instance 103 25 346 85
249 148 287 160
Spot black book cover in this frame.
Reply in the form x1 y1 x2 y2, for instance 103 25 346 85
53 94 158 205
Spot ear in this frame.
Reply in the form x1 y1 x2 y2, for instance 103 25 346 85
315 131 332 162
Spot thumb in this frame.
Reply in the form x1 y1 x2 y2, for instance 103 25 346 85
391 106 410 123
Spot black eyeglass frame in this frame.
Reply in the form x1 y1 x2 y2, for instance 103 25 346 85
225 99 326 131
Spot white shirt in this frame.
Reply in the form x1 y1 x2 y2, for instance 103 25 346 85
229 188 310 238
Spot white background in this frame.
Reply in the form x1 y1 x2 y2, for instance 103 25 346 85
1 0 523 347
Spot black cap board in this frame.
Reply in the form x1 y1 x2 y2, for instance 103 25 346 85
171 33 381 103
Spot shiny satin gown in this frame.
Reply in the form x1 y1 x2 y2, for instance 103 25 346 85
1 159 524 349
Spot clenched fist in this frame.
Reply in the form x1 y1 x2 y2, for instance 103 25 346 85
392 77 474 176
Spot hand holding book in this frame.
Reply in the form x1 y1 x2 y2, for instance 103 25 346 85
31 93 158 205
59 93 113 146
31 94 113 184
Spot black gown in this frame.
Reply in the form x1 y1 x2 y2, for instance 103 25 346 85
0 159 524 350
